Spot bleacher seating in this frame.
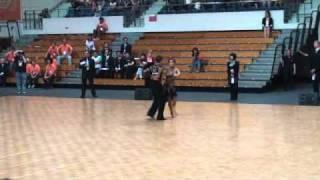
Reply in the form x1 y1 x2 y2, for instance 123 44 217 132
160 0 283 14
6 31 278 88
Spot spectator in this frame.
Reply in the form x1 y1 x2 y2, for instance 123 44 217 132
120 37 132 55
26 60 41 88
5 47 16 71
101 47 114 78
146 49 154 65
262 10 273 38
92 51 102 75
123 52 136 79
134 53 147 80
93 17 108 39
47 42 59 59
85 35 96 52
14 50 28 94
0 58 8 87
114 51 125 78
227 53 239 101
43 58 57 88
191 47 201 72
57 39 73 65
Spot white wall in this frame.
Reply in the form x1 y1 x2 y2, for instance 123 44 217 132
22 10 298 35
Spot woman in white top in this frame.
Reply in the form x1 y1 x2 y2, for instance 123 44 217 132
85 35 96 52
262 10 274 38
92 51 102 75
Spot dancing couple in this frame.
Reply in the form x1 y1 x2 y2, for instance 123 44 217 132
146 56 181 120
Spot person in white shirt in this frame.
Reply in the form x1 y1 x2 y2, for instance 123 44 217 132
85 35 96 52
92 51 102 75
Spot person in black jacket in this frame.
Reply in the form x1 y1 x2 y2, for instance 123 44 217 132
282 49 295 90
262 10 274 38
14 51 28 94
0 58 8 87
227 53 240 101
299 41 320 97
120 37 132 55
123 52 136 79
80 51 97 98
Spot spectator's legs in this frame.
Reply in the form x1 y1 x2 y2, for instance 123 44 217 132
49 76 55 88
27 74 32 88
89 75 96 97
57 55 62 65
67 55 72 65
21 73 27 93
196 60 201 72
16 72 22 94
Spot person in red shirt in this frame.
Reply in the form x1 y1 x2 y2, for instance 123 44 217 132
93 17 108 39
57 39 73 65
43 57 57 88
47 42 59 59
26 60 41 88
5 47 16 72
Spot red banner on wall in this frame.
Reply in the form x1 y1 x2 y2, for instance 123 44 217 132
0 0 21 21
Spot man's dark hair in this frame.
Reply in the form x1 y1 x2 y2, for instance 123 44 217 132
229 53 237 60
155 55 163 63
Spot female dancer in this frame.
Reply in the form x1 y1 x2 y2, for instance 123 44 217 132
165 58 181 118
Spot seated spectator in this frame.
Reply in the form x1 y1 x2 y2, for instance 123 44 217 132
39 8 50 19
123 52 136 79
47 42 59 59
146 49 154 65
5 47 16 71
93 17 108 39
191 47 201 73
85 35 96 52
0 58 8 87
92 51 102 75
114 51 125 78
26 60 41 88
43 58 57 88
101 47 114 78
134 53 147 80
120 37 132 55
57 39 73 65
109 0 118 10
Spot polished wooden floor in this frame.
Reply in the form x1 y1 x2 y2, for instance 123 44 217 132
1 96 320 179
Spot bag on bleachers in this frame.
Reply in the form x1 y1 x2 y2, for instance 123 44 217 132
135 88 152 100
299 93 319 106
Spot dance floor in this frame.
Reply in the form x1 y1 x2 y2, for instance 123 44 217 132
1 96 320 179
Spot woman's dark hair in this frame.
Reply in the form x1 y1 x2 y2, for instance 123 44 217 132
155 55 163 63
229 53 237 60
192 47 200 56
265 10 271 18
99 16 104 21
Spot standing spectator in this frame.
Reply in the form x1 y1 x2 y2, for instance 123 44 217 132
123 52 136 79
262 10 273 38
5 47 16 71
57 39 73 65
282 49 295 90
191 47 201 72
85 35 96 52
120 37 132 55
14 51 28 94
93 17 108 39
47 42 59 59
227 53 240 101
164 58 180 118
0 58 8 87
79 51 97 98
26 60 41 88
43 58 57 88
